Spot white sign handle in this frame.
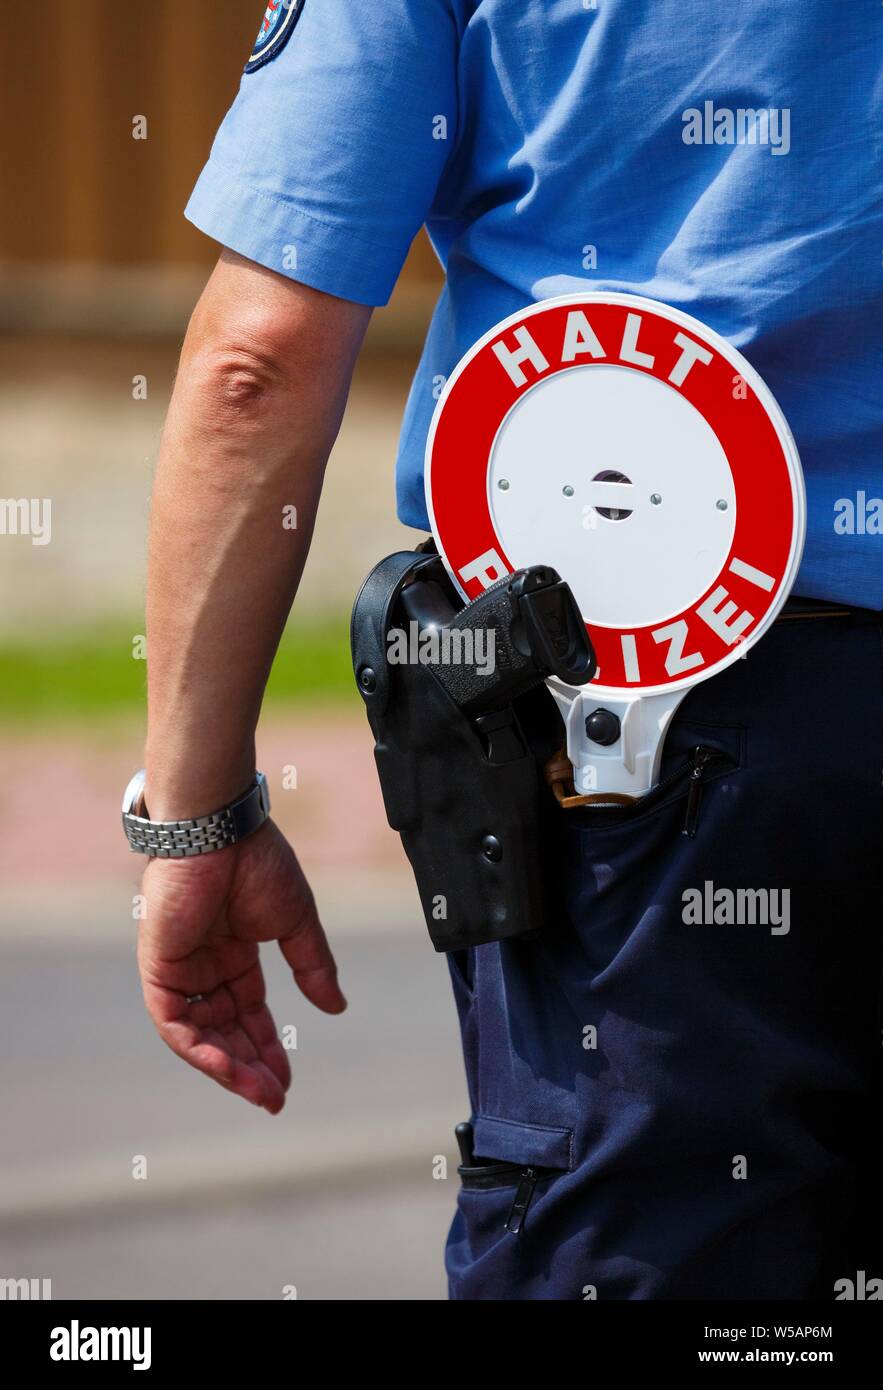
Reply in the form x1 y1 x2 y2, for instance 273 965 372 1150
547 680 687 799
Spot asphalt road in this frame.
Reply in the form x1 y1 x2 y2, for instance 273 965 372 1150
0 925 467 1300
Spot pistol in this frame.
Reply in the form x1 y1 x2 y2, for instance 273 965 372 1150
398 559 595 715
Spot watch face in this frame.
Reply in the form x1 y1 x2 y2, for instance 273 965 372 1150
121 768 147 816
425 293 805 699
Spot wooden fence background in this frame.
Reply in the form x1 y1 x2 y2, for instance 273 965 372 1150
0 1 439 312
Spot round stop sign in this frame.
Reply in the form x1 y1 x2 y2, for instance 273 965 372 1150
425 293 805 699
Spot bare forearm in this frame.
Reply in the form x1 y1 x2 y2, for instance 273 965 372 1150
145 380 319 818
144 254 370 819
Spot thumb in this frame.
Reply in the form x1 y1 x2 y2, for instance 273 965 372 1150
278 893 347 1015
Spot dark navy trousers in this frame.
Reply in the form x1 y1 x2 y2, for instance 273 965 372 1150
446 607 883 1300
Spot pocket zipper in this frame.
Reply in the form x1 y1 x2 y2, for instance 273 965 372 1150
577 744 727 832
458 1158 555 1234
682 746 718 839
505 1168 539 1234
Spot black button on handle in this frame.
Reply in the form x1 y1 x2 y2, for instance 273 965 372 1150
585 708 621 746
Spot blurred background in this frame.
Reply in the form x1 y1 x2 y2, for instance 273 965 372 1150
0 1 465 1299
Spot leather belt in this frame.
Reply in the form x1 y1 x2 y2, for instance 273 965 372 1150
776 599 852 623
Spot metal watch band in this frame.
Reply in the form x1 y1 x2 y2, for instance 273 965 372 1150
121 770 270 858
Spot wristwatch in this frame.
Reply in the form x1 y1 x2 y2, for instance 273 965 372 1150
121 769 271 858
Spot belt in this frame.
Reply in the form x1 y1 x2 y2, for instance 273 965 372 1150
777 598 852 622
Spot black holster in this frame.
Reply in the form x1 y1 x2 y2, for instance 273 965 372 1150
350 549 566 952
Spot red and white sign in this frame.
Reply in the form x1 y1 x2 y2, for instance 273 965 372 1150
425 293 805 697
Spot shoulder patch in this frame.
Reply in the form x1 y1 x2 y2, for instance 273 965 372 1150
245 1 305 74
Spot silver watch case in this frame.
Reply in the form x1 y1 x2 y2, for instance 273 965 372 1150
122 770 270 857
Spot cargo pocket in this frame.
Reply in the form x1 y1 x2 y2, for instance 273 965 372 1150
455 1116 572 1235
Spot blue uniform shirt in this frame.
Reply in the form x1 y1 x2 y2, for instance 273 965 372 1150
187 0 883 609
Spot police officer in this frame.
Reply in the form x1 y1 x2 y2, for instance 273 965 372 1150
131 1 883 1299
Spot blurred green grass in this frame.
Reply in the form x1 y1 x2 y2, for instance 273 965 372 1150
0 613 358 725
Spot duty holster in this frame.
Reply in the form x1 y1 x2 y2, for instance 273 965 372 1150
350 548 580 952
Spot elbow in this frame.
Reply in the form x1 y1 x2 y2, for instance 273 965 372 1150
189 343 289 429
172 264 371 449
180 325 350 452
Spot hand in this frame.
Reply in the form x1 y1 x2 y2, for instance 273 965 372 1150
136 821 346 1113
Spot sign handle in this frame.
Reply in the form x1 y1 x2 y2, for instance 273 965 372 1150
546 681 688 799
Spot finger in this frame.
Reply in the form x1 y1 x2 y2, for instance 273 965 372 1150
212 1016 288 1114
226 977 292 1094
154 1011 286 1112
193 954 292 1095
140 968 288 1111
278 894 347 1014
152 1011 269 1107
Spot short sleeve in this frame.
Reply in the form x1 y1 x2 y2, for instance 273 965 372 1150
185 0 460 306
